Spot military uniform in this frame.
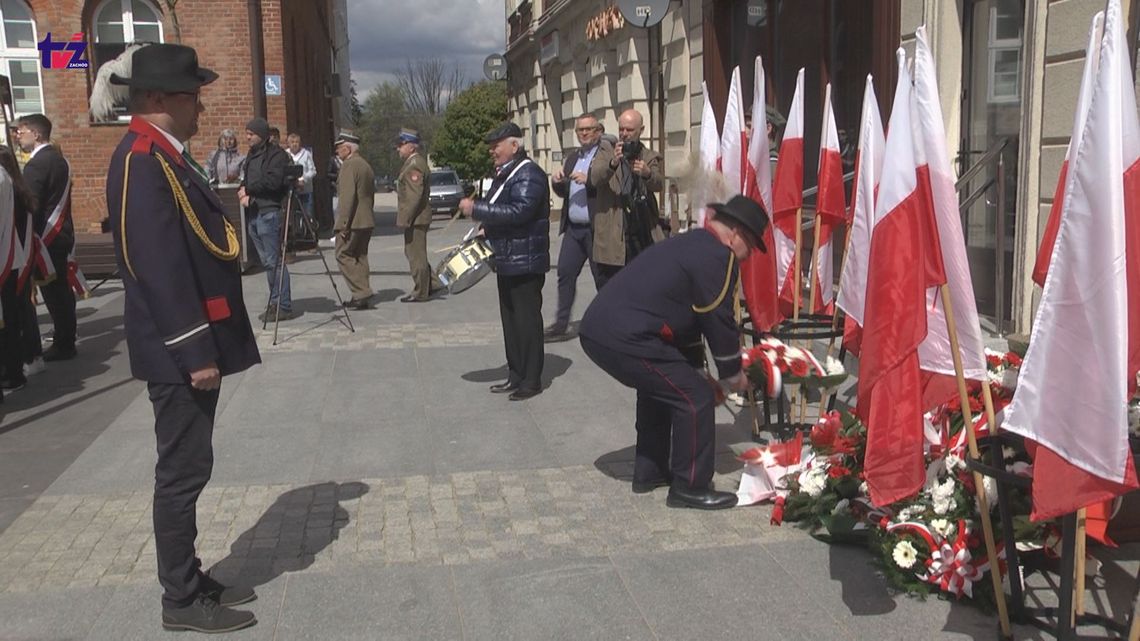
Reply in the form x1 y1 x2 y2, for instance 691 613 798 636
107 116 260 609
334 150 376 304
396 149 434 300
579 228 742 495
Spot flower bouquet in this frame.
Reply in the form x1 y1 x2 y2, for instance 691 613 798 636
742 338 847 399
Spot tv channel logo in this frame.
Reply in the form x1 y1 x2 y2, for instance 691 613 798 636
38 33 90 70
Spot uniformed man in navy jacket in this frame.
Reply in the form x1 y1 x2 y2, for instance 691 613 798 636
579 195 768 510
105 44 260 633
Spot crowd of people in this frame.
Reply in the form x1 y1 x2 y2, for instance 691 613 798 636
0 41 777 634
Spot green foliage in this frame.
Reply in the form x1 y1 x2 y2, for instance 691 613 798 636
356 82 412 180
432 81 508 180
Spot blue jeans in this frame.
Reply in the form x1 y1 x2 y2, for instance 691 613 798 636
248 209 292 312
297 192 314 223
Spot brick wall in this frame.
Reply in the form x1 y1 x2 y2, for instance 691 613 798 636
24 0 339 234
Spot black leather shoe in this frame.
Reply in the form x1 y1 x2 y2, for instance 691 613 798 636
509 388 541 401
198 573 257 607
489 382 518 394
631 477 671 494
344 298 373 310
666 486 737 510
42 344 77 362
161 594 256 633
543 324 568 341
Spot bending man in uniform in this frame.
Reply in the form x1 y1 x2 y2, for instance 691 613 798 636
579 195 767 510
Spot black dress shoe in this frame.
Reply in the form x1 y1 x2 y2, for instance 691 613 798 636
42 345 77 362
489 381 518 394
631 477 671 494
198 573 257 607
666 485 737 510
161 594 256 633
509 388 541 401
344 298 373 310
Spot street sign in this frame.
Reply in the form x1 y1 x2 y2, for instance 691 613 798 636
264 74 282 96
616 0 669 28
483 54 506 81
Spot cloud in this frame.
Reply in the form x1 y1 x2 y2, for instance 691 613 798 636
347 0 505 97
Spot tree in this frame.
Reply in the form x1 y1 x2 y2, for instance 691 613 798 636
432 81 508 180
396 58 467 115
159 0 183 42
349 79 363 126
356 82 408 179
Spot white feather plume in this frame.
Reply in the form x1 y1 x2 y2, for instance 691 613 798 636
673 151 731 227
89 44 144 122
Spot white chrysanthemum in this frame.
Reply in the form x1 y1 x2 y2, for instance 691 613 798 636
824 355 846 376
859 481 869 496
932 496 957 515
892 540 919 569
930 518 956 539
982 476 999 507
931 477 956 502
798 468 827 498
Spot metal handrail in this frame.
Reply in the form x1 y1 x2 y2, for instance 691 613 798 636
802 170 856 200
955 137 1011 336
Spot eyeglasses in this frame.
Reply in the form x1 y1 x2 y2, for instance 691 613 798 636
575 126 599 133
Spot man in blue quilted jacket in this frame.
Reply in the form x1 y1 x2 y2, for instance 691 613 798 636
458 122 550 400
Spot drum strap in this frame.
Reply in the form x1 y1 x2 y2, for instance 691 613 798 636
489 159 532 204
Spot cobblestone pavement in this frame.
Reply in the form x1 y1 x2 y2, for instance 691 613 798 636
253 321 506 353
0 466 798 595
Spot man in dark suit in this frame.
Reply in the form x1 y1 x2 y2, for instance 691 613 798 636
579 195 768 510
105 44 260 633
544 112 616 341
15 114 77 361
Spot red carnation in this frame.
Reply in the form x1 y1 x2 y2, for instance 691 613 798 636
790 359 810 377
986 354 1002 368
1004 352 1023 368
811 420 839 450
828 465 851 479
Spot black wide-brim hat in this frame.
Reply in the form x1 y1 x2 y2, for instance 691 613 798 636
709 194 769 252
110 44 218 93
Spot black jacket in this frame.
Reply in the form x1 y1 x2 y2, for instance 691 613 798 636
471 152 551 276
579 228 742 379
241 141 289 212
107 117 261 383
23 144 74 249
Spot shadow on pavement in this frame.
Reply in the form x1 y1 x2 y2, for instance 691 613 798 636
208 481 370 588
460 354 573 390
827 544 897 616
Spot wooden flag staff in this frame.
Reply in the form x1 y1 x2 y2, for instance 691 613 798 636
733 282 763 437
939 284 1013 638
816 223 854 421
795 216 824 426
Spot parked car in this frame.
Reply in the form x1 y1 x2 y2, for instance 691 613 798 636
429 168 464 215
373 175 395 193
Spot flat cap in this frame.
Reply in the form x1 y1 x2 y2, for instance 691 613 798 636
484 121 524 144
334 130 360 146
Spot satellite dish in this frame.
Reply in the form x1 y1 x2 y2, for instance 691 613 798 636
616 0 670 29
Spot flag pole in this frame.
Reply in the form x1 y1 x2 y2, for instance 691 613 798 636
734 281 763 437
938 284 1012 637
1075 507 1088 618
817 224 854 421
796 216 824 424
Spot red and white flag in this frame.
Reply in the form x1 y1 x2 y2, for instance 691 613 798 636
1032 13 1104 288
720 67 746 196
772 69 805 316
696 81 720 227
741 56 780 331
812 83 845 314
836 75 885 357
856 49 947 507
1003 1 1140 521
913 26 988 399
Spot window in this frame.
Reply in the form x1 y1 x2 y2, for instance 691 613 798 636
0 0 43 118
92 0 163 117
987 0 1022 103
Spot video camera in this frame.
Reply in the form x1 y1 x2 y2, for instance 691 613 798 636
284 163 304 180
621 139 644 161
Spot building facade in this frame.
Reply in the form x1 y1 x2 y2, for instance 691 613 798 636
1 0 350 235
505 0 1138 335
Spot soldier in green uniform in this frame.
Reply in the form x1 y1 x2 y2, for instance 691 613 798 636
394 128 439 302
332 131 375 309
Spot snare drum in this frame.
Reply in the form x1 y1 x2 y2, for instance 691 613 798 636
435 237 494 293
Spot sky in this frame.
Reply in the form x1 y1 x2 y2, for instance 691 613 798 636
347 0 507 99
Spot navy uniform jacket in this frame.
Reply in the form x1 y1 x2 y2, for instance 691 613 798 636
106 117 260 384
579 228 742 379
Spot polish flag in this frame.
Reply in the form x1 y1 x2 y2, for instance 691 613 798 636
1003 1 1140 521
913 26 988 399
812 83 845 314
1032 14 1103 288
856 49 947 507
696 81 720 227
836 75 885 357
720 67 746 196
741 57 780 331
772 69 805 316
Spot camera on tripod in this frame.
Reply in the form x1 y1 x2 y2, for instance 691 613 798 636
621 139 644 162
284 163 304 180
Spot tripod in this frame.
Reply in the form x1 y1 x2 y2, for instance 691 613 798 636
262 185 355 344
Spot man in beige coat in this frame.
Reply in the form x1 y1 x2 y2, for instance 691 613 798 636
593 108 665 288
333 131 375 309
394 128 438 302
